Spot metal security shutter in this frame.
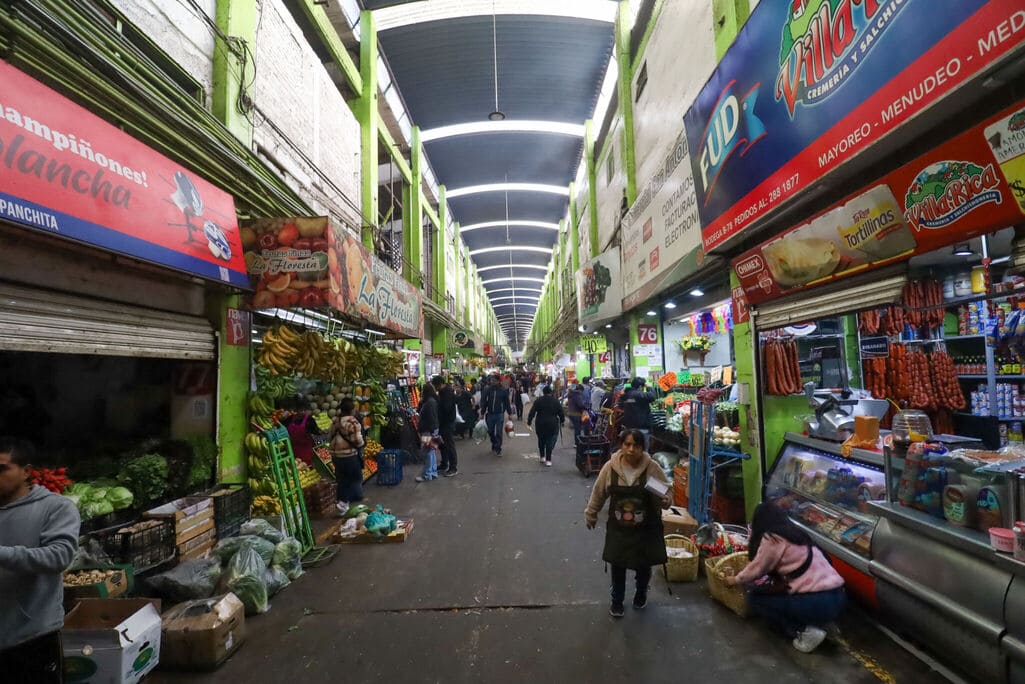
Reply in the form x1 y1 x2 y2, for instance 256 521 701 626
752 271 907 331
0 283 215 359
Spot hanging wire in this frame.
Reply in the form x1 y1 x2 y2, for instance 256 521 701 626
492 0 500 113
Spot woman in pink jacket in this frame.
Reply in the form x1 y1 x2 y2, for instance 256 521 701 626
725 503 846 653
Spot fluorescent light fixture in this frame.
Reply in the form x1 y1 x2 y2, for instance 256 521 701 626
421 121 585 142
448 183 569 199
488 110 506 121
952 242 974 256
645 310 657 316
374 0 618 31
578 325 586 332
470 246 553 256
485 287 543 296
492 302 538 309
605 323 613 328
689 288 704 297
489 296 541 304
461 221 560 233
664 301 677 309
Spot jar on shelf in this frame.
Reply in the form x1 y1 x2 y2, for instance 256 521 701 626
892 410 934 448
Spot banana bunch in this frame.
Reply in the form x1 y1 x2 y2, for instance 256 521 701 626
255 365 296 399
252 495 281 516
292 331 324 377
248 393 274 418
258 325 301 375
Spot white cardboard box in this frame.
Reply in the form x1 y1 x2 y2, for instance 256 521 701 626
63 598 162 684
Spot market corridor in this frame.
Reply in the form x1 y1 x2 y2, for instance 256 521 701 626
150 432 947 684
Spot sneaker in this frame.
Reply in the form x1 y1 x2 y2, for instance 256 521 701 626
414 476 425 483
609 602 625 618
823 622 842 641
544 461 552 467
335 501 349 517
444 469 460 477
792 626 827 653
632 592 647 609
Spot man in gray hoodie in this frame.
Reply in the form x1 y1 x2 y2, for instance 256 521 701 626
0 437 80 683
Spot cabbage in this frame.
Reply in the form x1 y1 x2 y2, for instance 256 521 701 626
213 535 275 566
64 483 93 497
226 540 269 614
272 538 304 580
81 500 115 520
106 486 134 511
84 487 109 503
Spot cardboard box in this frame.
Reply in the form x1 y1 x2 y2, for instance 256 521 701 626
331 519 414 544
160 593 245 670
662 506 699 537
63 565 134 610
62 598 162 684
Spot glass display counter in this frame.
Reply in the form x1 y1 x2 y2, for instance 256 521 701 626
764 433 886 572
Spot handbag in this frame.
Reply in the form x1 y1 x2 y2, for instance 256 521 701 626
455 407 465 424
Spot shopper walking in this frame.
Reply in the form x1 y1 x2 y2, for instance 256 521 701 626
527 385 564 466
619 377 656 450
0 437 80 684
415 383 440 482
565 383 589 445
454 381 476 440
725 503 846 653
481 375 512 456
512 380 525 421
329 398 365 512
591 379 607 416
433 376 459 477
584 429 670 618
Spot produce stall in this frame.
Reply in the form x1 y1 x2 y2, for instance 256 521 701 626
732 98 1025 683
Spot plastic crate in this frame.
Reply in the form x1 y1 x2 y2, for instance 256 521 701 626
218 517 244 540
207 485 249 539
97 518 175 571
375 449 404 486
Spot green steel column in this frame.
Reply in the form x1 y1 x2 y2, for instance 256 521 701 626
464 248 471 326
569 211 580 275
434 186 447 306
213 0 256 144
357 11 379 248
616 0 638 205
453 222 461 314
585 120 600 257
401 182 414 282
408 126 424 288
212 0 257 484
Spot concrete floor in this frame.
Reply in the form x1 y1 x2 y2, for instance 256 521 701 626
150 424 951 684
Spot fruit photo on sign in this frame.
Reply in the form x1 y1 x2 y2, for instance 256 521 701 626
241 216 332 310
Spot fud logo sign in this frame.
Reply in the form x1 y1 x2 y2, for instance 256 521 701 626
697 84 765 205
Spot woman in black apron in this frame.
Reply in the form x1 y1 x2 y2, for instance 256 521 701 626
585 428 670 617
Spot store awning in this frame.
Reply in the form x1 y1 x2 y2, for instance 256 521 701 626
0 283 215 359
752 270 907 331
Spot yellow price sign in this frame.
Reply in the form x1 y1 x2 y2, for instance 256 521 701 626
580 335 608 354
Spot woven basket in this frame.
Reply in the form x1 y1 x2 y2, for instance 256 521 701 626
664 535 699 582
706 552 750 617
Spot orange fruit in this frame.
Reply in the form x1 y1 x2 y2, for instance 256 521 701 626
266 273 291 293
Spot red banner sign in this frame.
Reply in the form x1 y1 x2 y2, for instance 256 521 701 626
733 100 1025 306
0 60 248 287
225 308 250 346
243 216 423 338
637 324 659 345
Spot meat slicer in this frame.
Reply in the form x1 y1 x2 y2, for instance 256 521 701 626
803 382 889 442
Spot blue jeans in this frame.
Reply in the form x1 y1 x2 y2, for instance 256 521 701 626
421 445 438 480
486 412 505 452
569 415 583 444
747 587 847 637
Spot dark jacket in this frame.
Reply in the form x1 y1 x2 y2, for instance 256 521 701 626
418 395 439 434
455 390 474 422
619 388 656 429
481 384 511 416
437 386 457 431
566 388 588 416
528 395 565 436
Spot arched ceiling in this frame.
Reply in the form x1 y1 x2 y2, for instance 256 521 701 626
371 1 617 348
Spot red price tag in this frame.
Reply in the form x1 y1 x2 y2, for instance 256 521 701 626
638 324 659 344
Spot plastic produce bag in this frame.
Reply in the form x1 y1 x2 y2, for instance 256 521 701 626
263 565 291 597
272 538 305 581
213 535 276 566
147 558 222 603
225 540 269 615
364 504 397 537
240 518 285 544
472 419 488 442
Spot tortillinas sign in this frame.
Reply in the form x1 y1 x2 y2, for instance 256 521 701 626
0 60 248 287
733 99 1025 306
685 1 1025 252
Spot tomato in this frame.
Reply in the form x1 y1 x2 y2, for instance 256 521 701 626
277 224 300 246
293 238 313 251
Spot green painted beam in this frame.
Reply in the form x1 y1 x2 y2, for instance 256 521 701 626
453 223 462 315
569 206 580 276
423 199 440 230
357 10 378 248
585 120 600 257
379 121 413 184
408 125 423 288
632 0 667 75
616 0 637 205
297 0 362 96
433 185 447 306
212 0 255 144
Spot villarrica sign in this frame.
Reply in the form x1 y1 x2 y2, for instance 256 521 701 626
684 0 1025 253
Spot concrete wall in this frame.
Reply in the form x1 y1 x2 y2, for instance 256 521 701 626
110 0 215 102
252 0 361 229
631 1 716 189
595 117 625 252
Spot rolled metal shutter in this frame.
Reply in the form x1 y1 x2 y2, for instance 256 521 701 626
0 283 215 359
752 271 907 331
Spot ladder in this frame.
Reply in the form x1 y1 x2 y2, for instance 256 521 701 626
262 426 315 553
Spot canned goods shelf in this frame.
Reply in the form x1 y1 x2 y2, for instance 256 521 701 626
958 375 1025 380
